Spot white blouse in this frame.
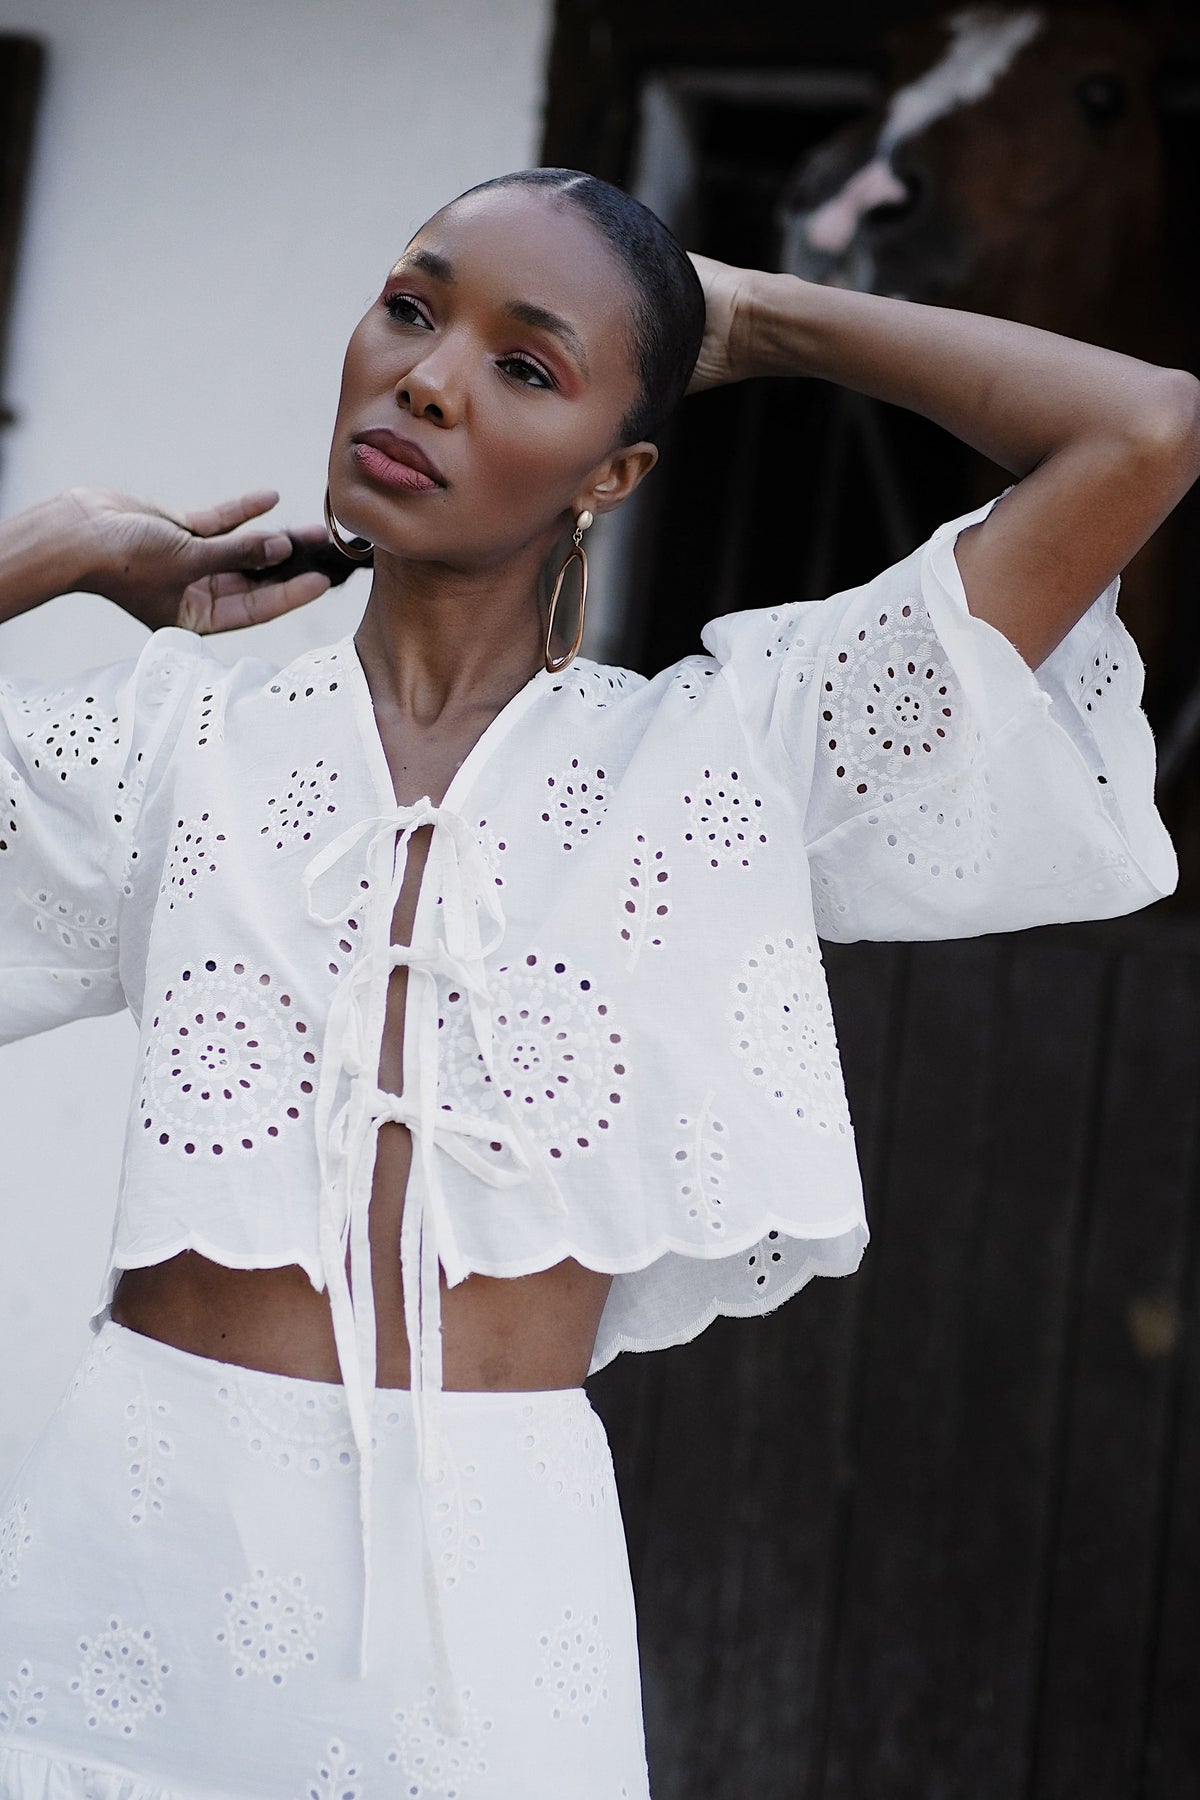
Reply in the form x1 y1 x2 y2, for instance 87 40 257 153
0 488 1177 1678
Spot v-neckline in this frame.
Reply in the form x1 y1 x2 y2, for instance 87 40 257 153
339 630 553 818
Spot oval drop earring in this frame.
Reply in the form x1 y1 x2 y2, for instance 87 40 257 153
544 509 593 674
323 486 375 562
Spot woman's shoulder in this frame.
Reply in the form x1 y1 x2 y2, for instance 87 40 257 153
140 624 354 703
545 654 648 709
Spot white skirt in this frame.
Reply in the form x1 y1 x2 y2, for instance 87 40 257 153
0 1321 651 1799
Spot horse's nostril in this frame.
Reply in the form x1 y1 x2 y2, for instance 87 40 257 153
864 166 923 228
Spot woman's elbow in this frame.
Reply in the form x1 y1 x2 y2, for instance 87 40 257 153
1128 368 1200 494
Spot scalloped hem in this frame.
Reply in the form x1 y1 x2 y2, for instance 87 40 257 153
0 1743 212 1800
588 1218 868 1375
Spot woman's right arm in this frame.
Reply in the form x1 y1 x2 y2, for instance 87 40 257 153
0 486 334 1047
0 492 100 625
0 486 331 633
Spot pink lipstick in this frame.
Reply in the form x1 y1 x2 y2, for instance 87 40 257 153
353 443 439 491
351 429 446 493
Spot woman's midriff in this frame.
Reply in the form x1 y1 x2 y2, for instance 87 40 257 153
108 1245 613 1391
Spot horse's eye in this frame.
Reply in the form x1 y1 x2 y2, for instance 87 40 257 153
1074 71 1128 135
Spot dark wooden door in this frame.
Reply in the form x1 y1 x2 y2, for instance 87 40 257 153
588 917 1200 1798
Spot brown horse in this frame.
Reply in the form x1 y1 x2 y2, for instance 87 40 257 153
777 3 1198 777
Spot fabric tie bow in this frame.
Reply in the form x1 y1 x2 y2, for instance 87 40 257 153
299 798 565 1736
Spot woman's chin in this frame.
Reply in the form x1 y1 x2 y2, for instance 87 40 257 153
335 492 451 562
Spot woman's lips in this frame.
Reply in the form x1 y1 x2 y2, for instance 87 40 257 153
352 441 441 492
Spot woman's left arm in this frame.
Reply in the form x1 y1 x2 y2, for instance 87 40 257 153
689 256 1200 669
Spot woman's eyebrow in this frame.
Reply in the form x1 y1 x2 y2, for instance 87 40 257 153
392 249 589 375
397 247 455 283
503 300 589 375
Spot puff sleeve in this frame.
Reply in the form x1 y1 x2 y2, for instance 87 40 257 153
701 491 1178 942
0 628 201 1043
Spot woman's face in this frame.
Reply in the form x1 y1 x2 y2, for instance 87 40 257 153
328 186 653 571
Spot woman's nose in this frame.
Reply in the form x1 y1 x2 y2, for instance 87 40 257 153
396 345 463 425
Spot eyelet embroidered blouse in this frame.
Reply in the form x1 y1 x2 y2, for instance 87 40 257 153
0 490 1178 1682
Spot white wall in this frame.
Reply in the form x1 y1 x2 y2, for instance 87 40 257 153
0 0 552 1482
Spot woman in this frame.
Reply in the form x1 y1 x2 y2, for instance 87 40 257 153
0 166 1194 1798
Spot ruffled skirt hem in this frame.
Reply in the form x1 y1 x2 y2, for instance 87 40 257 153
0 1741 204 1799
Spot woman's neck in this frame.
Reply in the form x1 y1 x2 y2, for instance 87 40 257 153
353 543 550 725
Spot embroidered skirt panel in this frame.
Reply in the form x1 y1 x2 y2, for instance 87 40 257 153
0 1323 651 1800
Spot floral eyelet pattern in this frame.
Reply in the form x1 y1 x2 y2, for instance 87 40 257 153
214 1374 357 1476
324 905 365 982
11 689 121 784
0 768 18 858
0 1660 45 1732
617 836 670 969
670 657 718 703
124 1388 174 1526
437 952 626 1163
672 1094 730 1235
60 1334 117 1408
425 1438 486 1590
746 1228 787 1294
387 1685 494 1795
730 933 851 1134
265 644 345 702
138 959 317 1158
763 609 807 663
534 1605 611 1724
540 760 609 850
547 663 635 707
819 602 963 801
473 815 509 888
1078 645 1121 714
681 767 767 869
302 1738 363 1800
872 759 1000 882
0 1497 32 1587
190 688 219 748
24 888 117 956
261 761 339 851
71 1619 169 1736
161 812 226 906
216 1567 325 1684
518 1399 614 1511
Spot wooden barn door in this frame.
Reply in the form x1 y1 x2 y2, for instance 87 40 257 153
546 5 1200 1792
588 918 1200 1798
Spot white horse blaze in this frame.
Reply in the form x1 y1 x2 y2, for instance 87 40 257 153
801 5 1048 257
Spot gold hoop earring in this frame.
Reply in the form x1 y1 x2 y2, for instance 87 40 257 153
544 509 592 674
323 486 374 561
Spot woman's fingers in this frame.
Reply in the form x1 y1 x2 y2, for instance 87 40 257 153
171 516 345 631
173 489 281 539
176 566 331 634
185 524 296 575
184 517 334 580
685 250 756 392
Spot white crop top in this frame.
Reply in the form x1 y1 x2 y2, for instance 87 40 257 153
0 489 1177 1691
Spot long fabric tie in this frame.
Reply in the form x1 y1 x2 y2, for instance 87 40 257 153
299 799 567 1735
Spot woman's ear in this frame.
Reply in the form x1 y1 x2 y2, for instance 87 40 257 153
584 441 659 518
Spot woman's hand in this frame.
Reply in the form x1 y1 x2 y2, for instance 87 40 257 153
66 486 333 634
686 253 763 394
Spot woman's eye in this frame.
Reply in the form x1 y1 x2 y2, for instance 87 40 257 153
383 293 430 326
377 301 552 388
499 354 555 390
